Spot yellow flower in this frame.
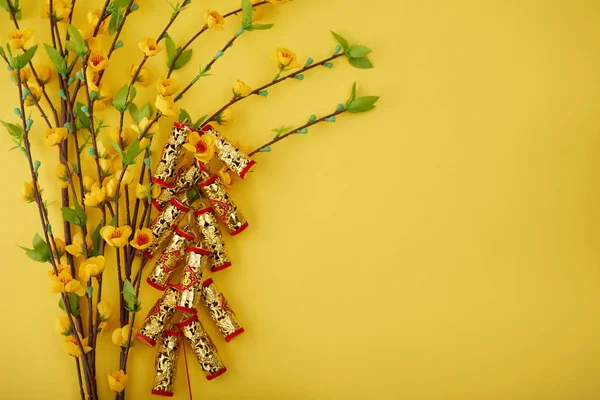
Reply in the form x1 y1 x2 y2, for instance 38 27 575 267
41 0 73 22
97 300 113 321
138 37 162 57
130 64 152 87
272 47 301 69
84 183 106 207
21 181 42 203
24 85 42 107
44 127 69 147
130 228 154 250
155 94 179 117
111 324 132 347
100 225 132 248
10 67 31 84
62 333 92 358
131 117 159 139
8 28 34 50
79 256 106 281
54 238 66 259
55 163 73 189
116 169 134 187
215 107 234 125
109 127 137 149
86 67 99 92
94 84 113 110
33 64 53 85
157 76 180 96
65 232 92 257
99 158 114 177
108 370 129 393
135 184 161 200
80 9 108 38
205 10 225 30
82 176 96 193
104 178 117 200
54 315 72 336
78 24 95 41
183 131 215 163
49 269 85 296
233 79 253 98
234 141 253 155
218 167 233 187
89 53 108 72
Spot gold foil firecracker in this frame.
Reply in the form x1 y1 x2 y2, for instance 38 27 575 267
143 197 190 258
176 314 227 380
147 225 195 290
201 278 244 342
201 124 256 179
152 122 192 188
194 207 231 272
198 171 249 236
136 286 180 347
151 328 181 397
174 246 211 313
153 162 201 211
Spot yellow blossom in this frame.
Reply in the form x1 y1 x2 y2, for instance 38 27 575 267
234 140 253 155
82 176 96 193
218 167 233 187
62 333 92 358
21 181 42 203
44 127 69 147
129 64 152 87
55 163 73 189
99 158 114 177
131 117 159 138
216 107 234 125
49 269 85 296
41 0 73 22
100 225 132 248
272 47 301 69
108 370 129 393
233 79 253 97
111 324 132 347
183 131 215 163
138 37 162 57
10 67 31 84
80 9 108 40
116 169 134 187
155 94 179 117
84 183 106 207
54 238 66 259
32 64 53 85
8 27 34 50
94 84 113 110
104 178 117 200
135 184 161 200
130 228 154 250
109 127 137 149
157 76 180 96
54 315 72 336
97 300 113 321
205 10 225 30
89 52 108 72
79 255 106 281
246 0 265 19
86 67 99 92
65 232 92 257
24 85 42 107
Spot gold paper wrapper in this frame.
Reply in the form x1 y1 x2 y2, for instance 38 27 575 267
152 123 191 188
201 278 244 342
194 207 231 272
173 246 210 313
153 162 201 211
198 171 248 236
151 329 181 397
144 197 190 258
136 286 180 347
201 124 256 179
147 226 195 290
177 314 227 380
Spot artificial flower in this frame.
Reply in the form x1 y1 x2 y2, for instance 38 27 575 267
115 169 134 186
8 28 34 50
55 163 73 189
65 232 92 257
10 67 31 84
82 176 96 193
54 316 72 336
218 167 233 187
44 127 68 147
205 10 225 30
182 131 215 163
21 181 42 203
99 158 114 177
157 76 180 96
49 269 85 295
109 127 137 149
272 47 301 69
155 94 179 117
108 370 128 393
233 79 253 98
62 333 92 358
94 84 113 110
86 67 99 92
135 184 161 200
89 52 108 72
111 324 132 347
130 64 152 87
84 183 106 207
138 37 162 57
53 238 66 259
47 263 67 277
100 225 132 248
131 117 159 139
215 107 234 125
79 9 108 40
41 0 73 22
79 255 106 281
97 300 113 321
33 64 53 85
103 178 117 200
24 85 42 107
130 228 154 250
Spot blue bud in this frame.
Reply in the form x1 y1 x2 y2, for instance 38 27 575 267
131 3 139 11
298 128 308 134
13 108 21 117
90 91 98 100
334 45 342 55
214 50 224 59
64 122 73 132
6 66 12 72
144 157 151 168
309 114 317 122
26 119 34 131
76 71 85 82
326 116 337 123
336 103 344 111
259 146 271 153
324 62 333 69
22 88 30 100
305 57 314 67
86 147 96 158
58 89 66 100
236 27 245 36
258 90 268 97
68 76 75 86
114 40 124 50
33 160 41 172
295 74 304 80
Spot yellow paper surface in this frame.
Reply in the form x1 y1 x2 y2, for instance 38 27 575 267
1 0 600 399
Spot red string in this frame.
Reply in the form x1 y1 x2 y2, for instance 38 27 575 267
183 341 193 400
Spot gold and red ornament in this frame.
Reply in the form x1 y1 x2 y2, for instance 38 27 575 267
200 278 245 342
194 206 231 272
174 246 211 313
151 328 182 397
136 286 180 348
177 314 227 380
147 225 195 290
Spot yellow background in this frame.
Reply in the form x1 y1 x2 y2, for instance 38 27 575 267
1 0 600 399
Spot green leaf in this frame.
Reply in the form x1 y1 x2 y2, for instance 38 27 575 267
128 102 140 124
13 44 38 70
347 95 379 113
247 23 274 31
186 187 200 203
32 232 49 254
165 33 177 68
347 45 372 58
124 138 147 165
66 24 87 56
347 82 357 107
108 6 123 35
348 56 374 69
107 137 126 161
139 102 153 121
59 293 80 317
61 206 87 227
44 44 67 77
74 101 90 130
172 48 192 70
193 114 208 129
330 31 349 50
241 0 253 28
178 108 192 124
0 1 10 12
18 244 50 263
122 279 141 313
1 120 23 140
112 84 136 113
